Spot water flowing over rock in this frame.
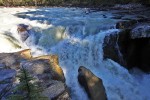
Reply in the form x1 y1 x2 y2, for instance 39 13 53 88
0 7 150 100
78 66 107 100
0 34 22 51
103 28 150 72
103 30 128 67
17 24 30 41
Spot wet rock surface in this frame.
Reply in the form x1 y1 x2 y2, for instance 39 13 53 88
104 21 150 72
17 24 30 41
103 6 150 72
78 66 107 100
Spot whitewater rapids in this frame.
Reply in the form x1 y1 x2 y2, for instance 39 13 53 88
0 7 150 100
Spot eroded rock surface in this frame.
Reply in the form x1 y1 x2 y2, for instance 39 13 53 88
0 49 70 100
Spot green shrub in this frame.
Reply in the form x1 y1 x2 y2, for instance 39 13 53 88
8 68 48 100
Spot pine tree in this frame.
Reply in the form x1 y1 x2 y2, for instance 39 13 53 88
8 68 49 100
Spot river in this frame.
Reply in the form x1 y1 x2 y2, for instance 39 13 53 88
0 7 150 100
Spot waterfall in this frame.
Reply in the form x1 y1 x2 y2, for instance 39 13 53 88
0 8 150 100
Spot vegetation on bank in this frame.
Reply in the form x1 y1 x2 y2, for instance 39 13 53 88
8 68 48 100
0 0 150 7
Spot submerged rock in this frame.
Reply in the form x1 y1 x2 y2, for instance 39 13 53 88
78 66 107 100
17 24 30 41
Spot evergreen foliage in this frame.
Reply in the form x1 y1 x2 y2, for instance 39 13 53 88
8 68 49 100
0 0 150 7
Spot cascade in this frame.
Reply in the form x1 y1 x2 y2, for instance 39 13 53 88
0 8 150 100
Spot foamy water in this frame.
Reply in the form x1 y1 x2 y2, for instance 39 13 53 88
0 7 150 100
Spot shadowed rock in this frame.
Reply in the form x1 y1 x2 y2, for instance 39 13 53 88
17 24 30 41
78 66 107 100
0 69 16 99
103 28 150 72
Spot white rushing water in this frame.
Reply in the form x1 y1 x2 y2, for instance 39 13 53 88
0 7 150 100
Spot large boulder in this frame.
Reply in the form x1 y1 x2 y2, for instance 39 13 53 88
21 58 65 82
33 55 65 82
78 66 107 100
21 58 69 100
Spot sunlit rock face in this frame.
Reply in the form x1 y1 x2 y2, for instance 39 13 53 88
21 56 68 100
0 49 69 99
78 66 107 100
0 49 31 69
33 55 65 82
22 57 65 82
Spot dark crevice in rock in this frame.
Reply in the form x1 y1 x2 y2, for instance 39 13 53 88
103 28 150 72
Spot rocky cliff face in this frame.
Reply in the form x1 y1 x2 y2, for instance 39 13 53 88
0 49 70 100
103 16 150 72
